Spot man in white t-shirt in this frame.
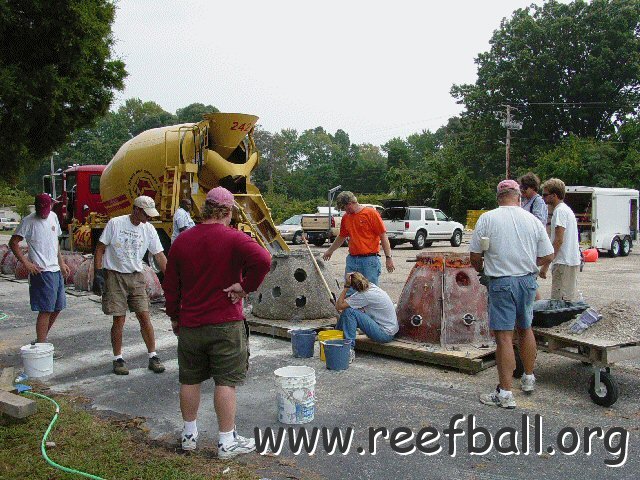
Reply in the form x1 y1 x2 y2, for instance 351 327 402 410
335 272 398 363
93 196 168 375
9 194 70 344
540 178 581 301
470 180 554 409
171 199 195 243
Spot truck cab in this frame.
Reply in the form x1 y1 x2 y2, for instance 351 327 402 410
43 165 107 231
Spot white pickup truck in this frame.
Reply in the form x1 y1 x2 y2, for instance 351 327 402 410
382 201 464 249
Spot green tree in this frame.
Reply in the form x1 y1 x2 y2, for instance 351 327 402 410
176 103 219 123
0 0 127 183
451 0 640 162
382 138 411 170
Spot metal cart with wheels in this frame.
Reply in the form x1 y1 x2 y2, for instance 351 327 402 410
514 327 640 407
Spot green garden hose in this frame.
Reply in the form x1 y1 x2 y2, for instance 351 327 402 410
23 391 105 480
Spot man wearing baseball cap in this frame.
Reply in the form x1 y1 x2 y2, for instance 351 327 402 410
10 194 70 345
93 195 168 375
470 179 554 409
163 187 271 457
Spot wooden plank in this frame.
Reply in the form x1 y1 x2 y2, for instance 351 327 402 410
0 367 15 392
355 337 495 374
604 345 640 364
533 326 639 349
248 316 496 373
0 390 37 418
247 316 336 338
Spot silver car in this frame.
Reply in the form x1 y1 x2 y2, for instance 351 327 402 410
276 215 303 244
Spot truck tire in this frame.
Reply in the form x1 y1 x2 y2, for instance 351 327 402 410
450 229 463 247
413 231 427 250
608 237 621 257
292 231 303 245
620 236 631 257
313 238 325 247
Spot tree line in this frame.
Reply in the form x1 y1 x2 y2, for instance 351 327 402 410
2 0 639 224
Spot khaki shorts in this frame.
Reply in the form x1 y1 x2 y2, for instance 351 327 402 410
177 320 249 386
551 264 579 301
102 270 149 316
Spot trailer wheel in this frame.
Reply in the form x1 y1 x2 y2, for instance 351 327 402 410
608 237 621 257
620 236 631 257
589 370 619 407
313 239 325 247
292 231 303 245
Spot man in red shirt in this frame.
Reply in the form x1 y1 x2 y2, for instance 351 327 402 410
163 187 271 458
322 191 395 285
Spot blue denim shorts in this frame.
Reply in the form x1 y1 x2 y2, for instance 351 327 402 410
345 254 382 286
29 271 66 312
487 274 537 331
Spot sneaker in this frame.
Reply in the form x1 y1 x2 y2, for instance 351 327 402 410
521 374 536 393
349 349 355 364
148 356 165 373
181 432 198 451
218 435 256 459
112 359 129 375
479 387 516 409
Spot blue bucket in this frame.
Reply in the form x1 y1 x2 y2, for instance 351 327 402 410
290 329 316 358
322 339 351 371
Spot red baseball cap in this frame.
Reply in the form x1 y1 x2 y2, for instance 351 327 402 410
35 194 52 217
206 187 235 207
497 179 520 193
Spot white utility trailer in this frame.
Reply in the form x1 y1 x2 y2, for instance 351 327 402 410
564 186 639 257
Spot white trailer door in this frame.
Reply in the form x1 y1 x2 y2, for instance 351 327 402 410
593 194 628 250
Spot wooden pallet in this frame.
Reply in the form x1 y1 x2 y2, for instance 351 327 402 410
532 326 640 365
247 315 496 374
247 315 336 338
355 337 496 374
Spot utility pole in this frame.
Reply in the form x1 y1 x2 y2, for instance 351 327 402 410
50 153 57 198
500 105 522 179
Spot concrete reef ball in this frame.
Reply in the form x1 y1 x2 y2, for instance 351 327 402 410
251 251 341 320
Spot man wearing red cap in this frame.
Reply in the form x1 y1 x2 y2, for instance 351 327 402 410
93 195 168 375
163 187 271 457
470 180 554 409
10 194 70 344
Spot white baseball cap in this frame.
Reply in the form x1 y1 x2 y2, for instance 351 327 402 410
133 196 160 217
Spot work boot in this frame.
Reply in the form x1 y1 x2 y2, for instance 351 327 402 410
113 359 129 375
148 356 165 373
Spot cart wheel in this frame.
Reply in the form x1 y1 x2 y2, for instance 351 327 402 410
589 371 619 407
513 349 525 378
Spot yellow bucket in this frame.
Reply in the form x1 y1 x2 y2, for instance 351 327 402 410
318 330 344 361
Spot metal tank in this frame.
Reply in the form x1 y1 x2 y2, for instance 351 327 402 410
99 112 287 253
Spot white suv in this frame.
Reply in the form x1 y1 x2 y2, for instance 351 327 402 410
382 202 464 249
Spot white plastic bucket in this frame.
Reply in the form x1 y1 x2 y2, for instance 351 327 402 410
274 366 316 424
20 343 54 377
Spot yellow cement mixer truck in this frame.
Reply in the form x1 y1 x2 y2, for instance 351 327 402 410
60 112 288 255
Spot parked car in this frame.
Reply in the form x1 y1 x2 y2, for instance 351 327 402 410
382 200 464 249
0 217 19 231
276 214 304 245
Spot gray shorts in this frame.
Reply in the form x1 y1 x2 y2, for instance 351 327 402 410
487 274 537 331
102 270 149 316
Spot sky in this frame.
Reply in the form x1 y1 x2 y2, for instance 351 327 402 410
111 0 540 146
